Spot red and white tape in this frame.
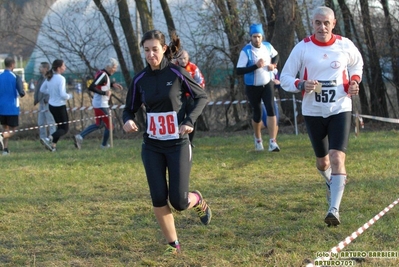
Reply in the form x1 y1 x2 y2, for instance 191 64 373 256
206 98 300 106
20 99 300 115
357 114 399 124
0 115 109 135
21 100 398 125
306 197 399 266
21 105 125 114
11 99 399 137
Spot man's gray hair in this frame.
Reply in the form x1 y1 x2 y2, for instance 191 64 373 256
106 58 119 68
312 6 335 19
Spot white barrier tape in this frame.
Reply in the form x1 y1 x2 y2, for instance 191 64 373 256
357 114 399 124
19 99 399 122
21 99 301 115
306 197 399 267
206 98 301 106
0 115 109 135
17 101 399 127
22 105 120 114
110 104 122 110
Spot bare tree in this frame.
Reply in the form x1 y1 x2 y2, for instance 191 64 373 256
337 0 352 38
0 0 56 58
261 0 276 41
117 0 144 78
271 0 297 120
254 0 268 30
336 0 369 114
380 0 399 111
159 0 176 38
359 0 389 117
135 0 153 34
325 0 343 35
294 0 307 41
93 0 131 88
210 0 248 128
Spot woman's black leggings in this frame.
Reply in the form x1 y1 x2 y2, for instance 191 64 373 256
141 141 192 211
49 104 69 143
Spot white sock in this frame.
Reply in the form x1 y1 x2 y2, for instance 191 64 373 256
318 167 331 183
329 174 346 211
254 135 262 142
318 167 332 204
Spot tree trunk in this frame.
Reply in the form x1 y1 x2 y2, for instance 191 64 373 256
254 0 267 31
261 0 276 41
117 0 143 83
159 0 176 38
294 0 307 40
271 0 296 122
135 0 153 34
302 0 312 34
212 0 247 127
337 0 352 38
325 0 342 36
337 0 369 114
359 0 389 117
92 0 131 89
380 0 399 113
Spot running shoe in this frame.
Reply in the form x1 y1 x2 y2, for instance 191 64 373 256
100 144 110 149
163 244 181 255
74 134 83 149
2 149 10 156
192 190 212 225
268 140 280 152
324 207 340 227
40 137 55 152
254 135 264 151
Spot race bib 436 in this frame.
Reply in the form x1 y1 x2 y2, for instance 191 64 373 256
147 111 179 140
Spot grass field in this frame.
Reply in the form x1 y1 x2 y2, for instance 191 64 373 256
0 130 398 267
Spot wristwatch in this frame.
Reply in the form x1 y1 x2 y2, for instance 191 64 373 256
298 81 305 91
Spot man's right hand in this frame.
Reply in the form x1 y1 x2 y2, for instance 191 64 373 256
256 58 266 68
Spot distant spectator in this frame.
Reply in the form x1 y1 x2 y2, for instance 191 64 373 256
29 79 35 92
23 79 28 92
86 75 93 89
75 82 82 94
0 57 25 155
176 50 205 147
74 58 122 149
39 59 73 152
236 23 280 152
34 62 56 143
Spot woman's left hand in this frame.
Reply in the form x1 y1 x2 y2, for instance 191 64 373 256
179 125 193 135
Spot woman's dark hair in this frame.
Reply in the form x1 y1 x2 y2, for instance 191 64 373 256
140 30 181 61
46 59 64 80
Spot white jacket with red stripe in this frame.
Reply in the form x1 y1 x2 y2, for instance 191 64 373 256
280 34 363 118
